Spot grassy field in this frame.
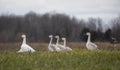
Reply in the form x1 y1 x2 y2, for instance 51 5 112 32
0 42 120 70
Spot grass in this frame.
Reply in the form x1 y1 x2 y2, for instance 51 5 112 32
0 42 120 70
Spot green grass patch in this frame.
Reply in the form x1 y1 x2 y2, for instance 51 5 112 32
0 49 120 70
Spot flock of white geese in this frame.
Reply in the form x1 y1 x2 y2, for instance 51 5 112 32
18 32 99 53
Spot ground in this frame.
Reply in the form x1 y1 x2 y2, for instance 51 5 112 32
0 42 120 70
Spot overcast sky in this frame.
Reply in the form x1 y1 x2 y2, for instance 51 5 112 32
0 0 120 22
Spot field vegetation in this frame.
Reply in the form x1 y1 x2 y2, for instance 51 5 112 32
0 42 120 70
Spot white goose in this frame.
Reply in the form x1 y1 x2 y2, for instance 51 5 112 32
55 36 66 51
18 34 35 53
62 37 72 51
86 32 99 50
48 35 61 52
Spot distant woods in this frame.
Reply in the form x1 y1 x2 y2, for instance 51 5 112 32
0 12 120 42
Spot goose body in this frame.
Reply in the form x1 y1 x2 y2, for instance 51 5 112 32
86 32 99 50
62 37 72 51
48 35 61 52
18 34 35 53
55 36 66 51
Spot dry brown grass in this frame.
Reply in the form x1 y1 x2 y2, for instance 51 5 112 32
0 42 120 51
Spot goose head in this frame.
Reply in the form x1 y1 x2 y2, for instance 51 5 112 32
55 35 59 38
86 32 90 36
49 35 53 38
22 34 26 38
62 37 66 40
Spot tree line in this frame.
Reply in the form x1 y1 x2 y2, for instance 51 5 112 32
0 12 120 42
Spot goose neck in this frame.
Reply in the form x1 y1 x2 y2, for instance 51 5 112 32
56 37 59 45
49 37 53 47
22 37 26 44
87 34 91 42
63 39 66 47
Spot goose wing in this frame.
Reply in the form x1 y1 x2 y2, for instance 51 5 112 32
48 44 56 51
52 44 61 51
88 42 99 50
26 44 35 52
20 44 35 52
57 44 66 50
66 46 72 51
